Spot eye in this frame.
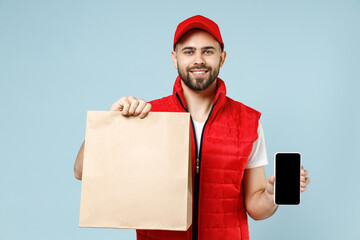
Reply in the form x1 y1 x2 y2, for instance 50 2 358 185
204 50 213 55
184 50 193 55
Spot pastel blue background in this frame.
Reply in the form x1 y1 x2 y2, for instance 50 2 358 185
1 0 359 239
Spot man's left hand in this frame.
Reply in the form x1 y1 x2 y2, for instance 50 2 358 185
300 166 311 192
266 166 311 195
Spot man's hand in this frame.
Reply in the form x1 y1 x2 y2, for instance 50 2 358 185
244 166 311 220
265 165 311 196
110 96 152 118
300 166 311 192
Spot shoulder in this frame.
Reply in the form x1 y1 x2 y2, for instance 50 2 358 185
224 96 261 119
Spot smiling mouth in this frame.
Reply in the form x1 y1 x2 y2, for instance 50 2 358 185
190 69 208 77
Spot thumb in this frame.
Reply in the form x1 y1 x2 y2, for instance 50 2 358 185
266 176 275 195
268 175 275 185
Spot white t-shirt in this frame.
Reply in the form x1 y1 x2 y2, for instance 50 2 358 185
192 120 268 169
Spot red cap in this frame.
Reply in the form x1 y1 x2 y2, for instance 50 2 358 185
173 15 224 51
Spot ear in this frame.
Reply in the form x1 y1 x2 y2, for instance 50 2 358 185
219 50 227 68
171 51 178 69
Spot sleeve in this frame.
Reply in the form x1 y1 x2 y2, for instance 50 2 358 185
245 120 269 169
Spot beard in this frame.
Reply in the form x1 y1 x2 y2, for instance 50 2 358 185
177 63 220 91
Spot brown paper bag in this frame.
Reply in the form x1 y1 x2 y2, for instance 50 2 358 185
79 111 192 230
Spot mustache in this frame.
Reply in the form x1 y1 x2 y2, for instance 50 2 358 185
187 65 211 71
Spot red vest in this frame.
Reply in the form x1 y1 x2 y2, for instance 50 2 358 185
137 76 261 240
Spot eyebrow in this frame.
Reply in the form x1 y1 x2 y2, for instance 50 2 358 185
180 46 217 51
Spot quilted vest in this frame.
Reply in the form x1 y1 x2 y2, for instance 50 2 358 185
137 76 261 240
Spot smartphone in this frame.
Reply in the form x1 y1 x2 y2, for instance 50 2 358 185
274 152 301 205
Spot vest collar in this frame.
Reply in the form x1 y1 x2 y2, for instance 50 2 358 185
172 75 227 112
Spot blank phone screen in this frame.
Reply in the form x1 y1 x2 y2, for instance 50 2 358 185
275 153 301 205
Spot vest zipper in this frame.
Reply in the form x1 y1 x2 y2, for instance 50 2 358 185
196 159 200 173
176 92 221 240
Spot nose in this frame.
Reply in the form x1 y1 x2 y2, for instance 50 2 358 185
194 51 205 66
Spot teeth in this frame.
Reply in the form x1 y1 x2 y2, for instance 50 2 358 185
193 71 205 74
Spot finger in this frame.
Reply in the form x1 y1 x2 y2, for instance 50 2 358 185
127 96 139 115
301 169 309 177
301 176 306 183
305 177 311 185
109 97 127 111
139 103 152 119
121 98 131 115
301 186 307 192
134 99 147 116
268 175 275 185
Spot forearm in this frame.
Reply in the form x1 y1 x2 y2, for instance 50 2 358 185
246 188 278 221
74 141 85 180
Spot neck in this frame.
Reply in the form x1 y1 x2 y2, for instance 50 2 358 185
181 79 217 122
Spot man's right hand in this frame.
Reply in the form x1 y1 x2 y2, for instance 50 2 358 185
110 96 152 118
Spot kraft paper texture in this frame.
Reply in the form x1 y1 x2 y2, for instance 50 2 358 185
79 111 192 230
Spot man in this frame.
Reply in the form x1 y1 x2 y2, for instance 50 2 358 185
74 15 310 240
